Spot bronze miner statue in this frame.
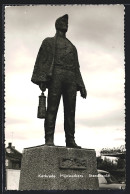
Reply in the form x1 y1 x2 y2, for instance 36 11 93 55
31 14 87 148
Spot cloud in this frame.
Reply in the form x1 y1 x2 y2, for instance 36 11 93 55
6 118 29 125
75 126 125 153
114 137 125 141
76 107 125 128
70 5 124 45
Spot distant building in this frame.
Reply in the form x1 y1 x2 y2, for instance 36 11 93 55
5 142 22 169
100 146 126 159
5 143 22 190
100 153 125 159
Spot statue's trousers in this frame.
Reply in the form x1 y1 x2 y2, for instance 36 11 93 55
44 66 77 141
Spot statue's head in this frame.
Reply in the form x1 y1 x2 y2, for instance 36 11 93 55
55 14 68 32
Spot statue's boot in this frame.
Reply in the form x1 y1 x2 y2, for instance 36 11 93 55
66 138 81 149
45 135 54 146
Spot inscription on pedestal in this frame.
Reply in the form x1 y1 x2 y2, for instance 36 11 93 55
59 158 87 169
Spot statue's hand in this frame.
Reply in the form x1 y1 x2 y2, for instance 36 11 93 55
80 87 87 99
39 82 46 92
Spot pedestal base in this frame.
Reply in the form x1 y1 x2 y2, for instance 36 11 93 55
19 145 99 190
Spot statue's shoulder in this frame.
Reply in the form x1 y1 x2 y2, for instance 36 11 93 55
66 38 77 50
42 37 54 45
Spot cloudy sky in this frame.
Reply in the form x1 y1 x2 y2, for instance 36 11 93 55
5 5 125 155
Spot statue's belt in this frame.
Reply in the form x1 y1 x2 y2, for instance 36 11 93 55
54 63 76 72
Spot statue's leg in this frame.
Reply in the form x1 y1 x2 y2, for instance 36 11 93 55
63 82 81 148
44 74 62 146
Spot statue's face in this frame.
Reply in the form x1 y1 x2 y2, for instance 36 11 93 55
57 19 68 32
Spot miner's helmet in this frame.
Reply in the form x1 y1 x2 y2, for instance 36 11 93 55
55 14 68 32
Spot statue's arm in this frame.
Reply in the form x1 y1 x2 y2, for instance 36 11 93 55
31 38 51 91
39 82 46 92
75 48 87 99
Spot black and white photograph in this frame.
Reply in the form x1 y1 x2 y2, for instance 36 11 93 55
4 4 125 190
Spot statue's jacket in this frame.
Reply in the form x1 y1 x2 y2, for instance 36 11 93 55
31 36 85 91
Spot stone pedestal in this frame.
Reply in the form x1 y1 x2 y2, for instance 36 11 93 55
19 145 99 190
